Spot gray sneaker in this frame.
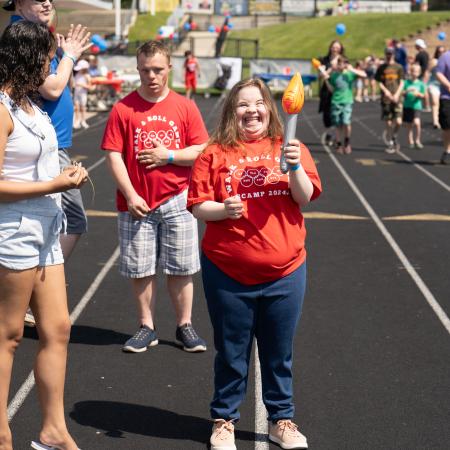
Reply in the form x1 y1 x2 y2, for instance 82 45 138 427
176 323 207 352
123 325 158 353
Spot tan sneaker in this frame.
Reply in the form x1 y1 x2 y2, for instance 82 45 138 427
269 419 308 449
210 419 236 450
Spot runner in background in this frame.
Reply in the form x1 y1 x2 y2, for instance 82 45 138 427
375 47 405 153
402 63 426 149
184 50 200 100
321 56 367 154
428 45 446 129
435 47 450 164
318 39 345 147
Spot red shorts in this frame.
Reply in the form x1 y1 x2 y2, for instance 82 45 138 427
185 72 197 90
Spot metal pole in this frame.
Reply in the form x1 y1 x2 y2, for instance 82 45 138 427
115 0 121 40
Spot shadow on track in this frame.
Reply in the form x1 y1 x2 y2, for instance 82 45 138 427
70 401 255 445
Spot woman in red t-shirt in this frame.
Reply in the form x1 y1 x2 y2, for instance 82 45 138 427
187 78 322 450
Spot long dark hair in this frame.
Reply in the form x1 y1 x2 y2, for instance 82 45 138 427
0 21 56 106
209 78 283 152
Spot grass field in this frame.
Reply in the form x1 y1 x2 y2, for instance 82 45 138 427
127 12 170 43
225 12 450 59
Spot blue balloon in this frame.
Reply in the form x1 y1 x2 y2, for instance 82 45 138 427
336 23 346 35
208 24 216 32
227 23 233 29
91 34 107 52
183 22 191 31
438 31 446 41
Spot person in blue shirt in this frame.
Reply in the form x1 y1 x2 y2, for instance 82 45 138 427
3 0 91 327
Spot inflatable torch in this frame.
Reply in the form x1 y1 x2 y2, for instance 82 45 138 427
312 57 327 76
280 72 305 173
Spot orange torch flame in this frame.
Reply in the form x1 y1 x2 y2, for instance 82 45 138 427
311 58 322 70
281 72 305 115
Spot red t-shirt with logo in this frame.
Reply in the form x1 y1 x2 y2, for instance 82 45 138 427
187 137 322 285
101 90 208 211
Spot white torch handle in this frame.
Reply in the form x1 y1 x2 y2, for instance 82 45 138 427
281 113 298 174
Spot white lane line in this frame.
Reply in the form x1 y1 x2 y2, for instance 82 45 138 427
86 156 106 173
254 343 269 449
7 247 120 422
303 113 450 335
353 116 450 193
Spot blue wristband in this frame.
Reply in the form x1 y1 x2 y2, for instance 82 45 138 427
168 150 175 163
290 163 301 171
63 53 76 65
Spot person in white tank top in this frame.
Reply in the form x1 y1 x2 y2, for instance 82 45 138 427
0 21 87 450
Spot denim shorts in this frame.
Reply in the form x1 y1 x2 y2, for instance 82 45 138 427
117 191 200 278
59 148 88 234
0 196 65 270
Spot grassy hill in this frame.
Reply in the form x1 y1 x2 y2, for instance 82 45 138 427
225 12 450 60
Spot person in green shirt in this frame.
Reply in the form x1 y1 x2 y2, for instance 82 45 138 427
402 63 426 149
322 56 366 154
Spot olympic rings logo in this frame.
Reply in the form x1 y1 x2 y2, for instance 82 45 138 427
138 129 175 148
233 166 281 186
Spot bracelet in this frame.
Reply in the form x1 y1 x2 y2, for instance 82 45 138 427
167 150 175 163
63 53 77 65
290 164 301 171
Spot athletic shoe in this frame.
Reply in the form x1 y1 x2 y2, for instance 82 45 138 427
344 144 352 154
269 420 308 449
122 325 158 353
441 152 449 165
175 323 207 352
81 121 89 129
336 146 344 154
24 308 36 328
73 122 80 129
210 419 236 450
385 140 396 154
392 136 400 151
415 141 424 149
409 143 415 149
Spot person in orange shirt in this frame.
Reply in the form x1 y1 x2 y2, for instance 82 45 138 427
184 50 200 99
187 78 322 450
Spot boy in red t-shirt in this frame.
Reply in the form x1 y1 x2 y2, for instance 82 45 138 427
184 50 200 99
101 41 209 354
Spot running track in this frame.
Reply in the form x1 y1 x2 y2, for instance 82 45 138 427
8 98 450 450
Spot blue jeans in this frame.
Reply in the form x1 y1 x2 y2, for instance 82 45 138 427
201 254 307 422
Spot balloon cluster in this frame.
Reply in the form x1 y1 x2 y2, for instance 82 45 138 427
91 34 107 54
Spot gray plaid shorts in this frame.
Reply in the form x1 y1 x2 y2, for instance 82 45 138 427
118 191 200 278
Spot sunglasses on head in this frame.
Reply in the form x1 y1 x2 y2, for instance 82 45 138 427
34 0 54 4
